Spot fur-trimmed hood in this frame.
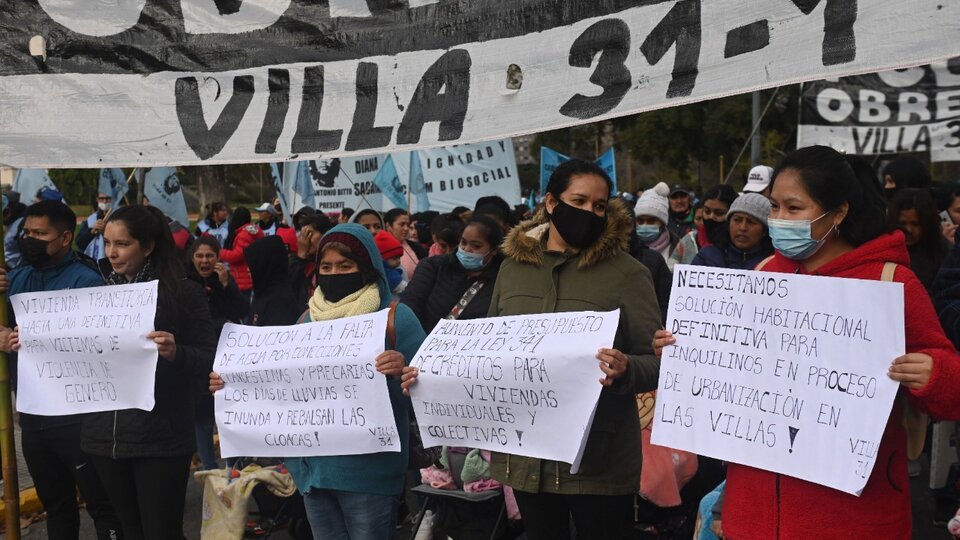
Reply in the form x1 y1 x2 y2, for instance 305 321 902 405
502 198 633 269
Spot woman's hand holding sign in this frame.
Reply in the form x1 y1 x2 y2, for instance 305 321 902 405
652 329 676 359
375 350 405 377
597 348 628 386
888 353 933 390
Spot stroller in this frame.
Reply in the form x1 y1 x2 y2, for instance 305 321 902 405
195 458 313 540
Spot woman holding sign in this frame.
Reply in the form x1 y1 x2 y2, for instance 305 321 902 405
404 159 663 540
81 205 217 539
655 145 960 539
211 223 426 540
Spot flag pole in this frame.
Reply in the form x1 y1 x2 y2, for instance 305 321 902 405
0 231 21 539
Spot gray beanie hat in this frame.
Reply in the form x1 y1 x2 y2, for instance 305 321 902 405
634 182 670 225
727 193 771 226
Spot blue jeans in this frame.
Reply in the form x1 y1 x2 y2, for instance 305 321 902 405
194 394 218 470
302 489 398 540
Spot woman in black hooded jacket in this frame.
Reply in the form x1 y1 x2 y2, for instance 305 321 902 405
244 235 301 326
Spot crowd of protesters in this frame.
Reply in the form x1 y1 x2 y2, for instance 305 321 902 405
0 146 959 539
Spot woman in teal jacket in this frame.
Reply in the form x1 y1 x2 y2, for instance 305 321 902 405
212 223 426 539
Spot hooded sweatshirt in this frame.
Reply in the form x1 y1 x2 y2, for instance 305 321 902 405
723 231 960 540
284 224 426 497
244 235 300 326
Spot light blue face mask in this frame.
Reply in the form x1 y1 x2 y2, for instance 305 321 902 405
768 212 834 260
635 224 662 243
456 248 488 270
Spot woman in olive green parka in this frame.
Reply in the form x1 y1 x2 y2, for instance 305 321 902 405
404 159 662 540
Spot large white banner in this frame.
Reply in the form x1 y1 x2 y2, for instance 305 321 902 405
214 311 401 458
12 282 159 415
303 139 520 214
2 1 960 167
409 310 620 471
651 266 905 495
798 58 960 162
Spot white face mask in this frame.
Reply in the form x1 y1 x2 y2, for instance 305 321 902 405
98 201 111 212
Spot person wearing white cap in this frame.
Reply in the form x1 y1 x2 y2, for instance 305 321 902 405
691 193 773 270
254 201 278 236
742 165 774 196
634 182 679 268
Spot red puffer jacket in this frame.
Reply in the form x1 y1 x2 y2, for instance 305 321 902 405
219 224 263 292
723 231 960 539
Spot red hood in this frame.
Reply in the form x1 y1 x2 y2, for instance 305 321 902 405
766 230 909 276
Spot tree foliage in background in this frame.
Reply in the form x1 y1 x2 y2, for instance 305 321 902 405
532 86 799 195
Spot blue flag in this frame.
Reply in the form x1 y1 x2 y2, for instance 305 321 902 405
373 155 407 210
595 148 618 194
409 151 430 212
269 163 290 224
540 147 570 194
540 146 617 195
98 168 126 209
13 168 60 202
144 167 189 226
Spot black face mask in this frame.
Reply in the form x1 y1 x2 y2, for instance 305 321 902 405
18 236 54 268
549 199 607 249
316 272 366 303
703 219 727 245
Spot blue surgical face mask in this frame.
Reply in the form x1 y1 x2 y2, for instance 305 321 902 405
635 224 662 243
456 247 487 270
768 212 834 260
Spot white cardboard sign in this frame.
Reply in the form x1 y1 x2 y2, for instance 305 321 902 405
409 310 620 471
214 310 401 458
651 265 905 495
12 281 159 415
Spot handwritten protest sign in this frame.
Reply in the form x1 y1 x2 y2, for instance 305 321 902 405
12 281 159 415
214 310 400 458
409 310 619 471
651 266 905 495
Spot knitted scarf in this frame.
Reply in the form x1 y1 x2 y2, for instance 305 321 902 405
307 283 381 322
648 229 671 253
105 257 156 285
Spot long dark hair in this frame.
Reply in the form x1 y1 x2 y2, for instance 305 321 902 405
886 188 945 264
772 146 886 247
224 207 252 249
106 206 183 307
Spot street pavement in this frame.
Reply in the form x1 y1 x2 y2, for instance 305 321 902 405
0 421 954 539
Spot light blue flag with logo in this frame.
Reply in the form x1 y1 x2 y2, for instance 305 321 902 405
373 154 407 210
595 148 618 194
540 147 570 195
13 168 60 202
272 161 317 226
144 167 189 226
409 151 430 212
291 160 316 214
98 168 127 209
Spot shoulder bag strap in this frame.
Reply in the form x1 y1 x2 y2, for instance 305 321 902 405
445 281 485 321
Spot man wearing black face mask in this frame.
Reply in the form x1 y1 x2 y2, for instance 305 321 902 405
0 200 123 540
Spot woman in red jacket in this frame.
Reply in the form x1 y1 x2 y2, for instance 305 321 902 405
655 145 960 539
220 207 264 303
